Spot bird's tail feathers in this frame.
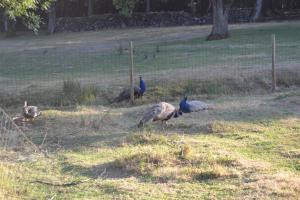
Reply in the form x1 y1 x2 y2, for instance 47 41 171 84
111 96 123 104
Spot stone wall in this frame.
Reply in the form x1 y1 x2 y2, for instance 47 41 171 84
54 8 254 32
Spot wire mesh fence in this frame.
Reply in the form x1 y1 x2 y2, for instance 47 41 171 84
0 106 38 153
0 27 299 156
0 28 299 108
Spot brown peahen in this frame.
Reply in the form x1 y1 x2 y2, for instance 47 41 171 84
138 102 182 127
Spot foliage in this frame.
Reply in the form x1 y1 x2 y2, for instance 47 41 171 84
112 0 140 17
0 0 55 33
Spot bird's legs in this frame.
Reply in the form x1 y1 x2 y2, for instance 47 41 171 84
161 121 169 134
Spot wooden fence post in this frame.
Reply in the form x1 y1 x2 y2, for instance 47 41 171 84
129 41 134 103
272 34 277 92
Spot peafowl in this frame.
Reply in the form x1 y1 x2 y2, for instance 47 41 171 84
138 102 182 127
179 96 209 113
113 75 146 103
22 101 41 119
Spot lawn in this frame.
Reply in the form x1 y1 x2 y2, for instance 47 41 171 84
0 89 300 199
0 22 300 199
0 21 299 97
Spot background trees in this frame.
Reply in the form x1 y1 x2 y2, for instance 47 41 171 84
112 0 140 16
1 0 300 35
0 0 54 36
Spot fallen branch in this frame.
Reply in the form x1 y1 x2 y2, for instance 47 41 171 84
32 179 90 187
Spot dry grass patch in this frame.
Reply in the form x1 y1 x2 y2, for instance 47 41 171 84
113 151 174 176
281 150 300 159
123 133 172 146
207 121 267 134
193 165 239 181
242 172 300 199
111 139 242 182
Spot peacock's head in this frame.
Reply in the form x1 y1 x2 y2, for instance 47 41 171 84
139 74 142 80
179 96 188 106
139 75 146 94
179 96 190 113
23 101 27 107
174 109 183 118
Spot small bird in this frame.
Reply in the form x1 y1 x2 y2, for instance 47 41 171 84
22 101 41 119
138 102 182 127
113 75 146 103
179 96 209 113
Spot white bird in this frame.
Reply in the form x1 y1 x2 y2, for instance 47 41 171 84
22 101 41 119
138 102 182 127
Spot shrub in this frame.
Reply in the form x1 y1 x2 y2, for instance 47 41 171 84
62 79 97 105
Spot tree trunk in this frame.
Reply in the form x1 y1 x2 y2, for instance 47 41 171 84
207 0 232 41
3 11 8 33
190 0 197 16
61 0 65 17
252 0 263 21
48 3 56 34
78 0 86 16
6 18 16 37
262 0 273 17
88 0 93 16
145 0 150 13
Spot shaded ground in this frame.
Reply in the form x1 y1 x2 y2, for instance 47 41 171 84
19 88 298 150
0 21 297 54
1 89 299 199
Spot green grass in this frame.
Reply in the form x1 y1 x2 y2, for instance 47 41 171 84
1 118 299 199
0 23 300 199
0 22 299 99
2 24 299 79
1 90 300 199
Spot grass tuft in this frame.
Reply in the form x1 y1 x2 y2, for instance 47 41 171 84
113 151 171 175
179 144 192 160
62 79 97 105
124 133 171 146
193 166 235 181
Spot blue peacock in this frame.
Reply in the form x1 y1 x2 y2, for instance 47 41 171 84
179 96 209 113
113 75 146 103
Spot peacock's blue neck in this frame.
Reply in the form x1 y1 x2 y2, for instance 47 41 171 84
179 99 191 113
140 79 146 95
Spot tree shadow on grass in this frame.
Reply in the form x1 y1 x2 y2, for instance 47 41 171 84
29 90 300 150
60 156 171 184
61 161 131 179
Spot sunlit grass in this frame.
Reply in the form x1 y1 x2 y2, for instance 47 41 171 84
1 116 299 199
